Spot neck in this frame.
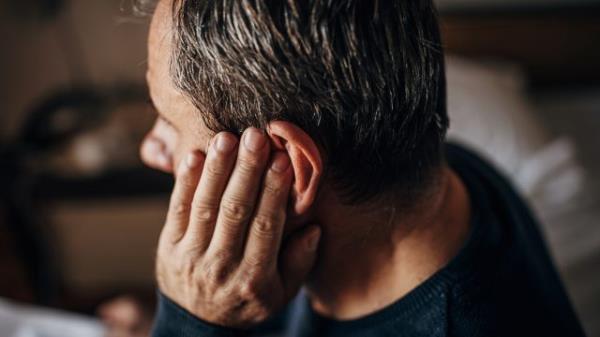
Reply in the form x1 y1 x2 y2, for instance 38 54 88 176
306 166 471 320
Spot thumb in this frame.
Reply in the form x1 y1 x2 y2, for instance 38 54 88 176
281 225 321 300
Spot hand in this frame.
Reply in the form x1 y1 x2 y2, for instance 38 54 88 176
155 128 321 328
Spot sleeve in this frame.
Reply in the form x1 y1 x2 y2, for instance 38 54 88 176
151 292 248 337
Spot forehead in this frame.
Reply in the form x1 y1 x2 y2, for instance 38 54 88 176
146 0 191 117
145 0 210 143
147 0 172 82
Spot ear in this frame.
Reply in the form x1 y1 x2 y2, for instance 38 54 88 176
266 121 323 216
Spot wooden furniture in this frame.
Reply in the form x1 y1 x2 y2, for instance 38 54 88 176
440 5 600 87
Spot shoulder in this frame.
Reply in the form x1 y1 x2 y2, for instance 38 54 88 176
444 142 586 337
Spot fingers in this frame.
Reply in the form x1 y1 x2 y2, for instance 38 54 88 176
157 126 319 326
184 132 239 249
163 151 204 243
241 152 292 273
281 225 321 300
207 128 270 259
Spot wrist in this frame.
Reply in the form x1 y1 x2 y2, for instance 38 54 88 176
152 291 248 337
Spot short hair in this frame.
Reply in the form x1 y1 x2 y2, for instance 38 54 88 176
139 0 449 204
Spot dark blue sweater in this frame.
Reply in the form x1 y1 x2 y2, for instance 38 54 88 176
151 143 586 337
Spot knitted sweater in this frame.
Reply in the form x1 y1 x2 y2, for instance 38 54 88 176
151 143 585 337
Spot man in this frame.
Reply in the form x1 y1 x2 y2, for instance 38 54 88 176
137 0 585 336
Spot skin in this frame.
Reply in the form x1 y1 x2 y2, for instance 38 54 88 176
142 0 323 328
140 0 472 327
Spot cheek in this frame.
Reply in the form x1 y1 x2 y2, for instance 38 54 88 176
141 116 214 174
171 133 211 173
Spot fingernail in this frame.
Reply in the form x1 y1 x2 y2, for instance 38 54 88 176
271 153 290 173
186 152 202 168
243 128 266 152
307 228 321 251
214 133 237 153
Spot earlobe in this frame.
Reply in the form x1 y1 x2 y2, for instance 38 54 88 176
266 121 323 216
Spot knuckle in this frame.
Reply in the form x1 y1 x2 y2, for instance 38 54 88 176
252 213 282 238
171 201 190 218
179 246 199 262
212 249 235 264
173 253 195 279
201 275 221 294
243 254 268 271
179 176 197 190
238 278 262 301
176 247 197 265
263 181 284 196
201 258 230 285
205 161 227 179
193 204 218 223
220 201 253 224
237 157 261 175
176 163 192 178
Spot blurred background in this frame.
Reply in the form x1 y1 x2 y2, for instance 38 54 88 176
0 0 599 336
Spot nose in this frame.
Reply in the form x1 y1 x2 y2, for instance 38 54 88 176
140 134 173 174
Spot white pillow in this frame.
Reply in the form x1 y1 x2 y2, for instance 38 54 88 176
446 55 586 265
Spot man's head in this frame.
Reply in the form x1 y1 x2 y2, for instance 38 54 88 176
140 0 448 209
